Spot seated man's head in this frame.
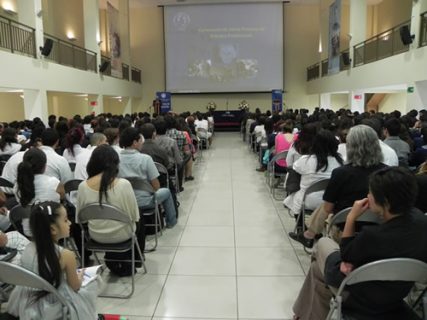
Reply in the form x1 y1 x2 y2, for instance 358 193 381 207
368 167 417 216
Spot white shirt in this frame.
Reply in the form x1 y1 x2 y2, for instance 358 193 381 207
1 151 25 186
74 146 95 180
39 146 73 183
63 144 86 163
379 140 399 166
0 143 22 156
195 119 209 131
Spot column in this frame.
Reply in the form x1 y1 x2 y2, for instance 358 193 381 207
88 94 104 115
407 80 427 112
410 0 423 48
17 0 44 58
319 93 331 109
118 0 131 66
83 0 101 70
349 91 365 113
349 0 367 64
23 89 48 123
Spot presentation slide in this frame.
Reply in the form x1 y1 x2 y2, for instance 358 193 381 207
164 3 283 93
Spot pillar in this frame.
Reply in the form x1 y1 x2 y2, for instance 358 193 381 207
349 91 365 113
320 93 331 109
23 89 48 123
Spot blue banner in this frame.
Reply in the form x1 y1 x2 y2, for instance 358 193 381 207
272 90 283 112
328 0 341 75
156 92 172 113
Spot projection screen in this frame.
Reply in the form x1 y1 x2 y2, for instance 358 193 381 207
164 2 283 93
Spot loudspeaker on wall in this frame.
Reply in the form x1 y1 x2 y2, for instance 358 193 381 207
39 38 53 57
399 25 414 45
99 61 110 73
342 52 351 66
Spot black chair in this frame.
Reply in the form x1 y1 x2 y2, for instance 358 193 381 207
78 203 146 299
8 205 31 238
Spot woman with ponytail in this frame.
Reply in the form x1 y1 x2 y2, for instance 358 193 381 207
7 202 98 319
63 127 85 163
14 148 65 236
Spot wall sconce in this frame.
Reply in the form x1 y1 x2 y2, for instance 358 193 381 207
2 1 16 15
66 31 76 41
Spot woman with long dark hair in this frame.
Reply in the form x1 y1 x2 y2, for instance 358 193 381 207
284 129 343 219
7 202 98 319
77 144 143 276
14 148 64 235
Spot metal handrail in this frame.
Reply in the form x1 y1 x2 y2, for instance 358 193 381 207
420 11 427 48
321 58 328 77
306 62 320 81
131 67 141 83
0 15 36 57
43 33 97 72
353 19 411 67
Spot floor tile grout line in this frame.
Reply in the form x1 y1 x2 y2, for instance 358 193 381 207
149 146 211 319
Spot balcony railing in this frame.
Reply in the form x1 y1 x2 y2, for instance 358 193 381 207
0 15 36 57
43 34 97 72
420 11 427 48
131 67 141 83
122 63 129 81
353 20 410 67
321 59 328 77
306 63 320 81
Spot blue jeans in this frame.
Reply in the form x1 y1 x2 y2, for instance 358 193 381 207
142 188 177 227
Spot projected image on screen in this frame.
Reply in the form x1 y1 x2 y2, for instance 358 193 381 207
164 3 283 93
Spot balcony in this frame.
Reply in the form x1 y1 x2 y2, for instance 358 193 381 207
0 15 36 57
353 20 410 67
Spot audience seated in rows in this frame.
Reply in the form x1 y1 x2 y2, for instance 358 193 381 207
292 167 427 320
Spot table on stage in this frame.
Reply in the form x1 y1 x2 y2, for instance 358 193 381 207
212 110 245 131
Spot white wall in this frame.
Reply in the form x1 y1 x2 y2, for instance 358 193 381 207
378 92 407 113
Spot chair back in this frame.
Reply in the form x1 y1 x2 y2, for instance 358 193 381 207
337 258 427 295
302 178 330 201
0 261 72 319
0 177 13 188
63 179 83 194
9 205 31 228
154 162 168 175
123 177 154 194
78 203 132 225
268 151 288 167
329 207 382 233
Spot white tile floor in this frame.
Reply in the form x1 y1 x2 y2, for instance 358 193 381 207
97 132 310 320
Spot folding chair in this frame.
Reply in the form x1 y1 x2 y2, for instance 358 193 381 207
0 261 73 320
326 258 427 320
8 205 31 238
0 178 13 189
78 203 146 299
63 179 84 265
196 127 209 150
154 162 170 189
0 248 18 303
327 207 382 236
267 151 288 200
124 177 163 252
293 178 330 251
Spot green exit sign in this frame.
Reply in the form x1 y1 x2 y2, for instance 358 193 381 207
407 87 414 93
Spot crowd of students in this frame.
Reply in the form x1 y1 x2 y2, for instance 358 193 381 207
243 107 427 319
0 111 213 319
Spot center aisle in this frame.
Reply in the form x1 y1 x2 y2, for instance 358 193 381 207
98 132 309 320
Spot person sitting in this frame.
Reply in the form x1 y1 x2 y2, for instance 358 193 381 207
409 126 427 168
118 127 177 228
415 161 427 212
77 145 144 276
62 127 85 164
383 118 410 167
7 202 98 319
74 133 107 181
292 167 427 320
284 130 343 238
0 128 22 158
273 119 296 173
14 148 65 236
291 125 387 248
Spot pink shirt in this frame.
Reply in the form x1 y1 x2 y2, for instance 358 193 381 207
275 133 296 167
